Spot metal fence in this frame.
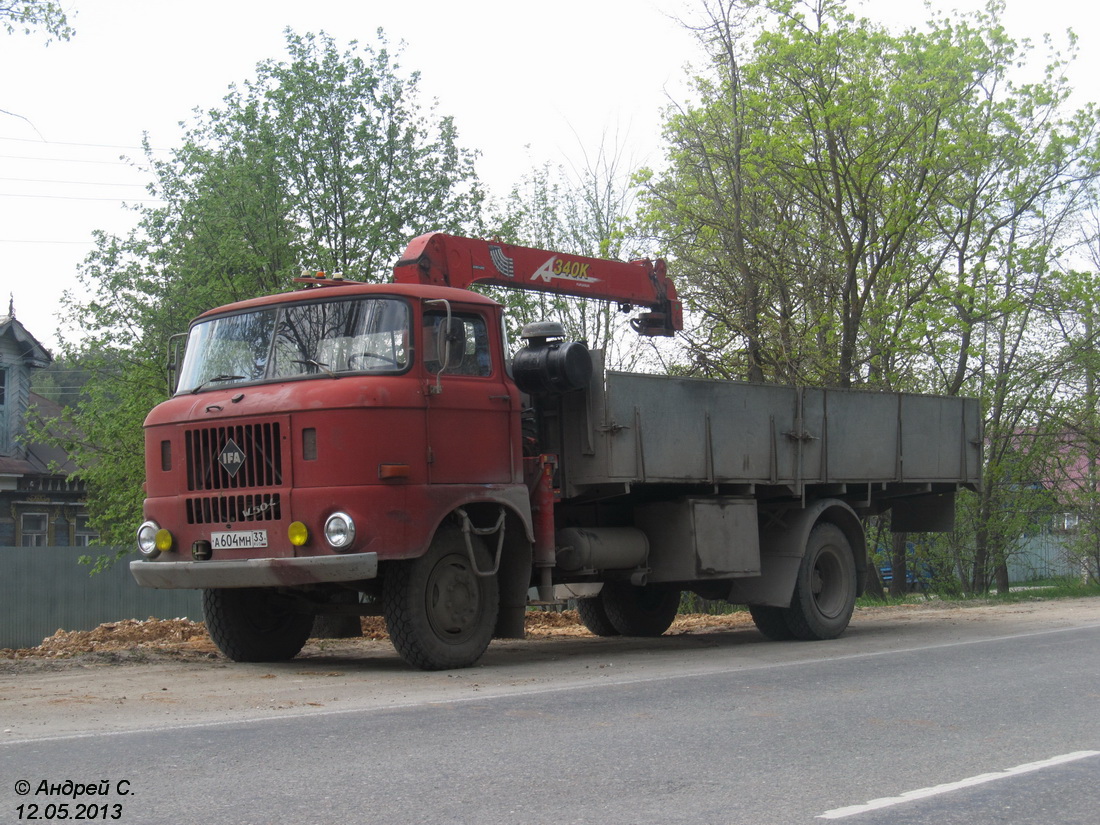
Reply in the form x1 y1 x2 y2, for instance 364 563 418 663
1010 533 1081 583
1 546 202 650
1 534 1085 651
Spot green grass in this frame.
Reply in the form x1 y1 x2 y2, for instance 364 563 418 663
1000 578 1100 601
857 576 1100 608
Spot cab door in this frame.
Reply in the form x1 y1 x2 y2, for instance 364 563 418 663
422 308 518 484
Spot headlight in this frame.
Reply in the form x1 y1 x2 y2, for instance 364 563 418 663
137 521 161 558
323 512 356 550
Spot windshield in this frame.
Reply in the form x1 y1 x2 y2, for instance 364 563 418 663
176 296 410 393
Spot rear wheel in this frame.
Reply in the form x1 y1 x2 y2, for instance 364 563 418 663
384 527 499 670
575 595 620 637
203 587 313 662
601 582 680 637
785 523 857 641
749 605 795 641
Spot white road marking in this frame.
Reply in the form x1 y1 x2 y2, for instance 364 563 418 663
818 750 1100 819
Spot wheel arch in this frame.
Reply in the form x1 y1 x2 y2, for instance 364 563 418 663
453 501 533 639
814 502 867 597
415 486 534 551
727 497 866 608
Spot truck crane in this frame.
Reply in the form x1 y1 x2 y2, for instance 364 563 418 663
131 233 981 670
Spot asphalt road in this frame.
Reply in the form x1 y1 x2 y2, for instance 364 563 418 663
3 606 1100 824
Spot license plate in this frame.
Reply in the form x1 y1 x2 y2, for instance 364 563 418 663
210 530 268 550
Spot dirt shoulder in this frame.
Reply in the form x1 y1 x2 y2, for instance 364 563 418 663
3 597 1098 742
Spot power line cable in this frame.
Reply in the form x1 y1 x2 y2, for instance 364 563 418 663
0 239 97 244
0 176 148 188
0 153 137 166
0 192 164 203
0 135 168 153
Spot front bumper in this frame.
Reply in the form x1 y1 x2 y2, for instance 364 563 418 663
130 551 379 590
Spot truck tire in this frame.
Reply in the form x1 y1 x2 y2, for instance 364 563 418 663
202 587 313 662
749 605 796 641
383 526 499 670
601 582 680 637
784 523 857 641
575 595 621 637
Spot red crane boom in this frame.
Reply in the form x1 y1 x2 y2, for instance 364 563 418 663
392 232 683 336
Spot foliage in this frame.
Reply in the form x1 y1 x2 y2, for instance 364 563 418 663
0 0 72 42
30 356 93 409
36 29 482 552
645 1 1098 388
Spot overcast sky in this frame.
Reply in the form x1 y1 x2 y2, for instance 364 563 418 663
1 0 1097 352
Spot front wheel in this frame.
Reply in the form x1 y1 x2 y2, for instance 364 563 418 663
383 527 499 670
203 587 313 662
784 523 857 641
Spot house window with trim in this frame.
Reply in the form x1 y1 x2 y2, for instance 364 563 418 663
52 515 68 544
20 512 48 546
75 514 98 547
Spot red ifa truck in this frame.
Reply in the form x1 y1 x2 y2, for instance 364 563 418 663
131 233 981 669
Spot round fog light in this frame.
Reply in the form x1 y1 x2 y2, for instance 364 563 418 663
323 512 356 550
155 528 174 552
288 521 310 546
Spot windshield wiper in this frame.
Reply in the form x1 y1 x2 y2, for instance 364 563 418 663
190 374 246 394
292 359 338 378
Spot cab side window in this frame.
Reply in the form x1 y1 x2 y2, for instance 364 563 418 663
423 313 492 376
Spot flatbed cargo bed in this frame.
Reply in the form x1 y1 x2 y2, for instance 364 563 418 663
563 371 981 506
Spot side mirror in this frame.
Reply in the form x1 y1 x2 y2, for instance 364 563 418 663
424 299 458 394
438 317 467 371
166 332 187 395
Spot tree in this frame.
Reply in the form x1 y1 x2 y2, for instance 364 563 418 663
1042 208 1100 584
246 30 483 277
489 140 655 370
37 29 482 551
920 7 1100 590
643 0 996 389
30 356 92 409
2 0 74 129
0 0 73 42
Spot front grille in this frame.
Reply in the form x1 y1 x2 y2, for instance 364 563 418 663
186 493 283 525
185 422 283 491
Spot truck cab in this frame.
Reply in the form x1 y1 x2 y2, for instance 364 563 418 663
133 279 534 668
